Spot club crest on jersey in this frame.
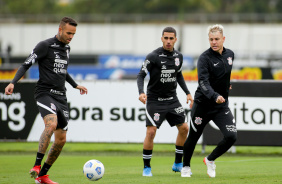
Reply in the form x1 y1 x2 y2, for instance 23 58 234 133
195 117 202 125
175 58 180 66
63 110 69 118
227 57 233 65
154 113 160 121
50 103 56 111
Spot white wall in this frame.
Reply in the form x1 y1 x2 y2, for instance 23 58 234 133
1 23 282 57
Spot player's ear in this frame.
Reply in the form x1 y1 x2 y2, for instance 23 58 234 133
58 26 62 34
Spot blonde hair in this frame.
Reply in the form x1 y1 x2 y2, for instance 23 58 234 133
207 24 224 36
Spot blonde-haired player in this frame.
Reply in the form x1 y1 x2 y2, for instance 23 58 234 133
181 24 237 178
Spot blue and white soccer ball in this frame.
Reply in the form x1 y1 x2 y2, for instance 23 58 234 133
83 159 105 181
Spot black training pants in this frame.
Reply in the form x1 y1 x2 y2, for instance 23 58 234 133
183 102 237 167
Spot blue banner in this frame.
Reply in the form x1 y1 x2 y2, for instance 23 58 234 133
99 55 194 69
29 66 140 80
28 54 194 80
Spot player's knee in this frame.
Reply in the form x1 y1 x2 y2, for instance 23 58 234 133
56 136 66 145
60 137 67 145
178 123 188 135
226 133 237 144
147 131 156 140
146 128 156 140
183 124 189 135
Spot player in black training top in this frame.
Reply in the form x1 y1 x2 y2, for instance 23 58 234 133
137 27 194 177
5 17 88 184
181 24 237 178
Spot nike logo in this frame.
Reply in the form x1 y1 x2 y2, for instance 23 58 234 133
51 43 59 47
214 62 219 66
225 111 230 114
161 61 167 64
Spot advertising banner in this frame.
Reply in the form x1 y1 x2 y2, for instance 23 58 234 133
1 80 281 145
203 81 282 146
0 81 196 143
0 82 37 139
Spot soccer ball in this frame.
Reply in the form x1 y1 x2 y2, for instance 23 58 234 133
83 159 105 181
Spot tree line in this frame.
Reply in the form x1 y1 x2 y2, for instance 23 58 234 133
1 0 282 23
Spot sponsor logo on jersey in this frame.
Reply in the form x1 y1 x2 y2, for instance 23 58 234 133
159 53 167 57
54 52 60 59
153 113 160 121
158 97 173 101
53 59 67 74
227 57 233 65
25 52 37 65
161 61 167 64
161 69 175 74
160 77 176 83
226 124 237 132
160 69 176 83
50 103 56 111
50 89 64 95
173 53 178 56
55 59 67 64
174 106 184 114
53 68 67 74
162 65 166 69
175 58 180 66
195 117 202 125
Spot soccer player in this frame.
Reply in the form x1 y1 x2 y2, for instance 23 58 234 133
5 17 88 184
181 24 237 178
137 27 194 176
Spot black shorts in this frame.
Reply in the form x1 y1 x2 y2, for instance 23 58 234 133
35 95 69 130
190 102 236 135
146 97 186 128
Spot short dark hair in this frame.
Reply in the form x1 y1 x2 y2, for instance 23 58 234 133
60 17 77 27
162 27 177 37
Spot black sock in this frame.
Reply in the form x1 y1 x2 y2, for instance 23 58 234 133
143 149 152 168
175 146 184 163
34 152 45 166
38 163 52 177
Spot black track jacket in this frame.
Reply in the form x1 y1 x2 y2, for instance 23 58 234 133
137 47 190 100
194 47 234 107
11 36 78 98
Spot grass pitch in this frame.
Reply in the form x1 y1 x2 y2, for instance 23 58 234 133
0 143 281 184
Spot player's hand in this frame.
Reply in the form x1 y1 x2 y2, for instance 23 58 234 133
5 83 14 95
139 93 147 104
216 95 225 104
76 85 88 95
186 94 194 109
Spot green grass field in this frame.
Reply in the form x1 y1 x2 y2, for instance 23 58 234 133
0 142 282 184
